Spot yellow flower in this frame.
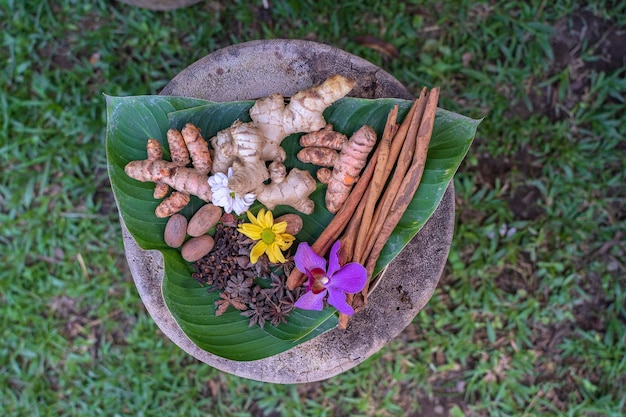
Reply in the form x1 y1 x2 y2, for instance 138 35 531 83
237 208 295 264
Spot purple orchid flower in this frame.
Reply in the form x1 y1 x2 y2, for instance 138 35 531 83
293 240 367 316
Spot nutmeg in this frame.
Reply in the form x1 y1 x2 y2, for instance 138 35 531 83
181 235 215 262
275 213 303 235
187 204 222 237
164 214 187 248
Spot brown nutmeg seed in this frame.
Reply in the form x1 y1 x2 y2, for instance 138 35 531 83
181 235 215 262
187 204 222 237
275 213 303 235
164 214 188 248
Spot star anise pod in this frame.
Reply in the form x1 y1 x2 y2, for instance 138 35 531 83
264 298 293 327
225 272 253 300
276 257 295 277
268 272 286 298
253 255 270 277
248 285 268 307
241 304 267 328
215 292 248 316
281 286 301 308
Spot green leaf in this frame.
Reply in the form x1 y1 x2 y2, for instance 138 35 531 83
106 94 480 361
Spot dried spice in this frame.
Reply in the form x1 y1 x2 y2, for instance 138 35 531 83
192 221 303 328
192 223 254 290
241 304 268 328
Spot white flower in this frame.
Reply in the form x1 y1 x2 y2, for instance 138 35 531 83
208 167 256 215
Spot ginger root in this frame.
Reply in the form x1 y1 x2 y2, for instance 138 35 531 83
215 75 355 202
297 125 378 213
211 121 274 196
257 165 316 214
249 75 356 150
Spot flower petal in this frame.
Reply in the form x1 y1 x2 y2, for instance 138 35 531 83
211 192 229 207
237 223 263 240
266 242 285 264
294 242 326 278
294 289 327 311
327 287 355 315
260 209 273 229
225 199 235 213
246 209 259 225
329 262 368 294
274 231 294 246
232 195 254 215
272 221 287 234
243 192 256 204
327 240 342 277
250 241 267 264
276 234 294 251
208 171 228 188
209 179 233 210
212 187 230 199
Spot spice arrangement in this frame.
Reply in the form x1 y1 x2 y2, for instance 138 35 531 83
122 76 438 329
106 75 478 360
125 76 438 328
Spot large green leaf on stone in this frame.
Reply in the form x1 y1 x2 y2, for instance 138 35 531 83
106 94 480 361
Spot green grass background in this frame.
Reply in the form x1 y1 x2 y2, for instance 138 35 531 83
1 1 624 416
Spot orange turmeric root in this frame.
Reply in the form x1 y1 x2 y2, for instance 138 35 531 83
156 126 210 217
150 131 193 200
125 138 213 217
147 139 170 199
181 123 212 175
166 128 191 166
326 125 377 213
299 126 347 150
297 147 339 167
316 167 332 184
125 159 213 198
155 191 190 218
297 125 378 213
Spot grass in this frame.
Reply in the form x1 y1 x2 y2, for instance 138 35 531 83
1 0 625 416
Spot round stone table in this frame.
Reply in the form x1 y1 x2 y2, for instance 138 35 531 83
122 39 455 383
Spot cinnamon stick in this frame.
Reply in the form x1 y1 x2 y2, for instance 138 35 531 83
338 190 366 265
363 87 440 298
353 106 398 264
384 89 427 179
337 108 401 329
361 89 428 264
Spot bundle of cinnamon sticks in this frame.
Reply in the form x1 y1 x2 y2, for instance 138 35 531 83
286 87 440 329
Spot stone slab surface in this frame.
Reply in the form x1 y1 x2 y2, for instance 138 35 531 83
122 39 455 383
